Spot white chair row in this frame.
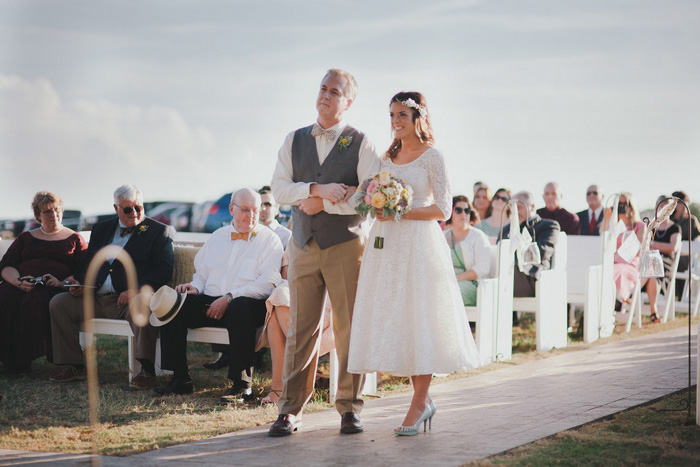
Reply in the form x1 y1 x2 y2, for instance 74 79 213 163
567 232 617 343
674 239 700 318
513 231 568 352
464 239 514 364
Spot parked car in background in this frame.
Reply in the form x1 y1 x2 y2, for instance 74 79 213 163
147 202 194 232
203 193 233 233
189 200 214 232
82 213 118 231
62 209 83 231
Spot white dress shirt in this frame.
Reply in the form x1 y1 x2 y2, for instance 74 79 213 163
589 206 603 224
266 219 292 249
270 119 380 215
96 221 132 295
190 223 283 300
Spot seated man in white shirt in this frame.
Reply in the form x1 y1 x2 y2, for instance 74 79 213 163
153 188 284 401
204 185 292 371
258 186 292 248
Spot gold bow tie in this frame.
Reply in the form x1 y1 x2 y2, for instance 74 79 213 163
311 123 337 142
231 232 249 242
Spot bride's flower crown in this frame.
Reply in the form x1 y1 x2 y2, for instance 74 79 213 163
398 97 427 118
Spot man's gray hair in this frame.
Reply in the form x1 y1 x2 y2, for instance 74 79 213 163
113 184 143 205
324 69 358 101
514 191 535 208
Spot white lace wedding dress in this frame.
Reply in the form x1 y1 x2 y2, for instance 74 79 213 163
348 148 481 376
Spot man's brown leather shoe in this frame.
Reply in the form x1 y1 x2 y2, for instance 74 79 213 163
269 414 301 437
340 412 363 434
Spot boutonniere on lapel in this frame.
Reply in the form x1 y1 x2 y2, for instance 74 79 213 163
138 224 149 235
250 230 258 240
337 135 353 152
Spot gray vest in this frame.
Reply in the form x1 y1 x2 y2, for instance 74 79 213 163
291 124 365 250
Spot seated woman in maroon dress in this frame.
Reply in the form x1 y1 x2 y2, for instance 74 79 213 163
0 191 87 374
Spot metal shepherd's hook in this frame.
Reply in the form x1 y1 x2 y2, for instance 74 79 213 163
82 245 152 466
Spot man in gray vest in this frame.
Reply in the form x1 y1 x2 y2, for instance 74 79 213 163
269 69 380 436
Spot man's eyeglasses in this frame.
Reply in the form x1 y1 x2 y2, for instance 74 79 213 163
586 191 598 196
121 206 143 215
492 195 509 202
233 204 259 215
454 207 472 215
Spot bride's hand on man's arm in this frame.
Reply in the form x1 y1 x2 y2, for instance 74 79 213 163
342 186 357 204
309 183 347 204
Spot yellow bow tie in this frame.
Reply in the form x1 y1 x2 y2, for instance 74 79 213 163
231 232 249 242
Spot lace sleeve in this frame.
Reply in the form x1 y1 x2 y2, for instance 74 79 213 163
427 149 452 219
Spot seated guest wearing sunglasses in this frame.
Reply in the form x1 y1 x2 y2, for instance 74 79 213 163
443 196 492 306
576 185 603 236
475 188 511 239
49 185 174 388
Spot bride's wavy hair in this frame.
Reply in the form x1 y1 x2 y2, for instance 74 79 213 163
385 91 434 160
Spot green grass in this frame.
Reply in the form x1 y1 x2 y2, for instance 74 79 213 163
475 387 699 466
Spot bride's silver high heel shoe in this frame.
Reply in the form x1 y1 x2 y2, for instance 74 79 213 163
394 404 434 436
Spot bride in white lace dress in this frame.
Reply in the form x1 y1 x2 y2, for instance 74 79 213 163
348 92 480 436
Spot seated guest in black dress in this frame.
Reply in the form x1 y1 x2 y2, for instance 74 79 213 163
0 191 86 374
647 197 681 320
670 190 700 299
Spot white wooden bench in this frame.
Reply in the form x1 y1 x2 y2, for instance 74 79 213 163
80 319 229 380
567 234 616 343
513 231 568 352
83 317 377 401
675 239 700 318
465 239 514 364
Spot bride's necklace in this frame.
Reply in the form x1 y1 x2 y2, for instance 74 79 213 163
40 225 63 235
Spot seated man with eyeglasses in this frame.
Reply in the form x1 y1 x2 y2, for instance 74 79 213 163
49 184 174 387
153 188 283 401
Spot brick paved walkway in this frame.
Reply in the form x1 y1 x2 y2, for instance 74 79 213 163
1 325 696 466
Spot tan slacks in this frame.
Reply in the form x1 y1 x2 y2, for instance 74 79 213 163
50 292 158 366
280 237 365 416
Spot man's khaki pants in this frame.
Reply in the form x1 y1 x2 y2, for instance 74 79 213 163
50 292 157 366
279 237 365 416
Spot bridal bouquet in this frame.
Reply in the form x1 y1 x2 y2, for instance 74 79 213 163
355 171 413 221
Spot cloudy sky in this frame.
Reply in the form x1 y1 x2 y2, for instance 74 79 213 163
1 0 698 219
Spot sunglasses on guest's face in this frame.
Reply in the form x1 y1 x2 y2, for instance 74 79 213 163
587 191 598 196
493 195 509 202
121 206 143 215
454 207 471 215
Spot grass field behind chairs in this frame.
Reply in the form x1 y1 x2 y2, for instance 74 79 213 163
0 313 697 459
